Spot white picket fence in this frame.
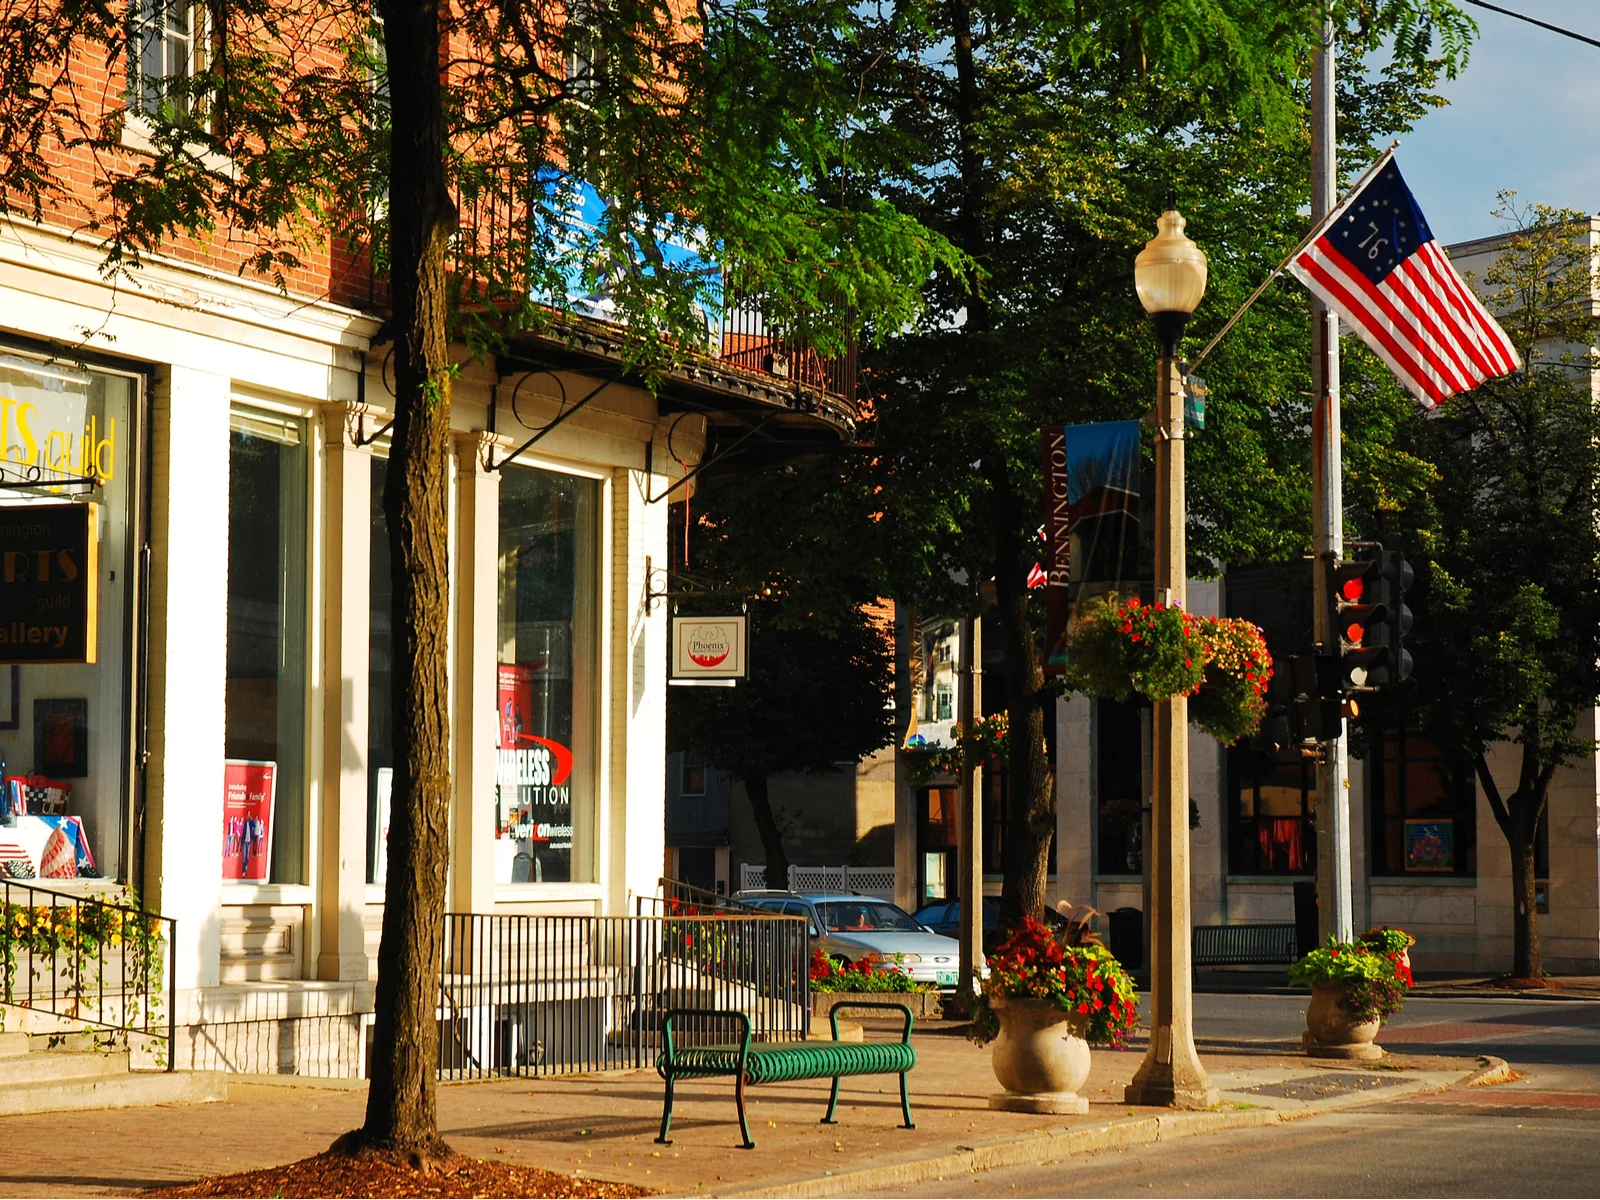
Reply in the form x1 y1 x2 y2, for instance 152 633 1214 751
739 864 897 901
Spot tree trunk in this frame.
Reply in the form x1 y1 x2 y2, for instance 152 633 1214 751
1510 825 1536 985
989 458 1053 930
350 0 458 1160
744 773 791 888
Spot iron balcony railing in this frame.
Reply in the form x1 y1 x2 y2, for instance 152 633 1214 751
438 908 810 1081
0 880 176 1070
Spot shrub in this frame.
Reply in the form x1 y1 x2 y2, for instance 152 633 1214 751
808 948 922 993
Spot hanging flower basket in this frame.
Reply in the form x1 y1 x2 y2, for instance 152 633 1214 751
1062 597 1273 745
1189 616 1272 745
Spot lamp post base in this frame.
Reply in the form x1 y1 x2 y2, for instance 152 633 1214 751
1123 1077 1220 1110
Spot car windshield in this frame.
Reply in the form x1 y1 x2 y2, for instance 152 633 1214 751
817 901 925 933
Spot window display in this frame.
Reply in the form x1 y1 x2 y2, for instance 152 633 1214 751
0 349 138 880
224 407 308 884
494 465 597 884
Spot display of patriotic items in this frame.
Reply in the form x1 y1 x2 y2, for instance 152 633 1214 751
1288 154 1521 407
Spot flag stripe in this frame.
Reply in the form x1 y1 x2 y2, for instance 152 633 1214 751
1383 262 1486 388
1297 243 1456 403
1402 247 1504 377
1415 243 1521 374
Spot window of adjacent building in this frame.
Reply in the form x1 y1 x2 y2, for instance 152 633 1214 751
0 350 139 882
1370 732 1477 877
367 453 393 884
1228 747 1316 875
225 408 309 885
981 770 1057 878
680 748 706 798
130 0 202 119
1095 698 1145 876
494 464 598 884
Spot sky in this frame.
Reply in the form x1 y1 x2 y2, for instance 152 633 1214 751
1395 0 1600 245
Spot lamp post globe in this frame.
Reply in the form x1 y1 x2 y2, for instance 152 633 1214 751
1134 209 1208 356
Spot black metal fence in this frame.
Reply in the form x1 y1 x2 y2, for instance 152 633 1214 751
0 880 176 1069
438 909 810 1080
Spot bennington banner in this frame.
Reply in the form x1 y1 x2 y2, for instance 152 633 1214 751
1040 422 1140 675
0 502 98 664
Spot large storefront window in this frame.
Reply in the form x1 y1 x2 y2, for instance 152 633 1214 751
494 465 598 884
1228 747 1317 875
224 408 308 884
0 350 138 882
367 454 393 884
1370 732 1476 877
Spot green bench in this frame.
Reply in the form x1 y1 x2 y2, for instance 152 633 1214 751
654 1001 918 1149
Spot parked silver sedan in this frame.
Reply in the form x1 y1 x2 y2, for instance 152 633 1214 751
734 889 962 988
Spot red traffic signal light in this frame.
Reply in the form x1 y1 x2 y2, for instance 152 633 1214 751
1327 556 1390 689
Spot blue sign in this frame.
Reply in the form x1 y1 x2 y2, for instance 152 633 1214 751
533 173 723 346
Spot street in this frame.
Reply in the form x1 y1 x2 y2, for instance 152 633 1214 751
865 993 1600 1198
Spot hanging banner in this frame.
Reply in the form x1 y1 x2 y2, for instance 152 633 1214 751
1040 421 1142 674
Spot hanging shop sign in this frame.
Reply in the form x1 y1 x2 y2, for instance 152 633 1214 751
0 502 98 663
671 615 746 681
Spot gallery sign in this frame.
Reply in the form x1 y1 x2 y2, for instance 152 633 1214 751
0 502 98 663
671 615 746 680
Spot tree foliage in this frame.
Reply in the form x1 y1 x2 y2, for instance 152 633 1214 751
842 0 1473 925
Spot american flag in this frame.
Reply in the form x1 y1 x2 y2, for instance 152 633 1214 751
1288 155 1521 407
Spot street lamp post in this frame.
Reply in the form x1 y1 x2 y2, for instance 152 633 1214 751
1124 208 1219 1110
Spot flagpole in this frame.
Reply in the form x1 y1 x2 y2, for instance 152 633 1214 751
1311 16 1355 948
1186 144 1396 375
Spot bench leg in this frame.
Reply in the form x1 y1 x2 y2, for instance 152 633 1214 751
899 1071 915 1130
821 1075 842 1124
735 1073 755 1149
655 1073 675 1145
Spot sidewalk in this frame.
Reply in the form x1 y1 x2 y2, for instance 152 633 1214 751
1189 968 1600 1001
0 1020 1494 1199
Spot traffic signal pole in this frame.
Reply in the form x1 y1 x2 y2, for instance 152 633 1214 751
1311 19 1355 945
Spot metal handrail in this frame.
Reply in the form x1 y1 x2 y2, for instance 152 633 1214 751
0 879 176 1071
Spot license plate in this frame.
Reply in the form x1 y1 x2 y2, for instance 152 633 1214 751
936 971 958 985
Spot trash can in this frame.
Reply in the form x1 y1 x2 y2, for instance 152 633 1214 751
1108 907 1143 970
1293 880 1318 957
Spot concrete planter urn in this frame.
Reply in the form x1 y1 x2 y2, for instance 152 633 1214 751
1302 982 1383 1061
987 996 1091 1114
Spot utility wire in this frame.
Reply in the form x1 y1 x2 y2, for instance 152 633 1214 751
1458 0 1600 50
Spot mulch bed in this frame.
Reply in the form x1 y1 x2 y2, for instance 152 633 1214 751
134 1152 655 1199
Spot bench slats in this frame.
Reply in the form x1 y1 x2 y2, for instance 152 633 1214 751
1192 923 1298 966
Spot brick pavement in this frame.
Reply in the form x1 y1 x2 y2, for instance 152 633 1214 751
0 1021 1485 1198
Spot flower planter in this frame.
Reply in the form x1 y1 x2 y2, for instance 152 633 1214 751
812 990 943 1021
1301 982 1383 1061
986 996 1091 1114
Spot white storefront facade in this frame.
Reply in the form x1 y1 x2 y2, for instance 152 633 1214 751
0 213 842 1073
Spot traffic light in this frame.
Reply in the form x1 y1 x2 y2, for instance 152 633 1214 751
1327 555 1388 691
1290 653 1342 743
1369 550 1414 685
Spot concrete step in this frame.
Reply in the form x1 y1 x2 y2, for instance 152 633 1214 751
0 1032 29 1057
0 1049 130 1085
0 1069 227 1117
0 1004 87 1035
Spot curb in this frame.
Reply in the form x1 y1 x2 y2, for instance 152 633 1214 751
702 1108 1283 1199
690 1059 1484 1199
1462 1055 1513 1087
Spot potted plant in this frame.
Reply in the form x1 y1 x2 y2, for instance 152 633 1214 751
1288 929 1416 1060
968 914 1138 1114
